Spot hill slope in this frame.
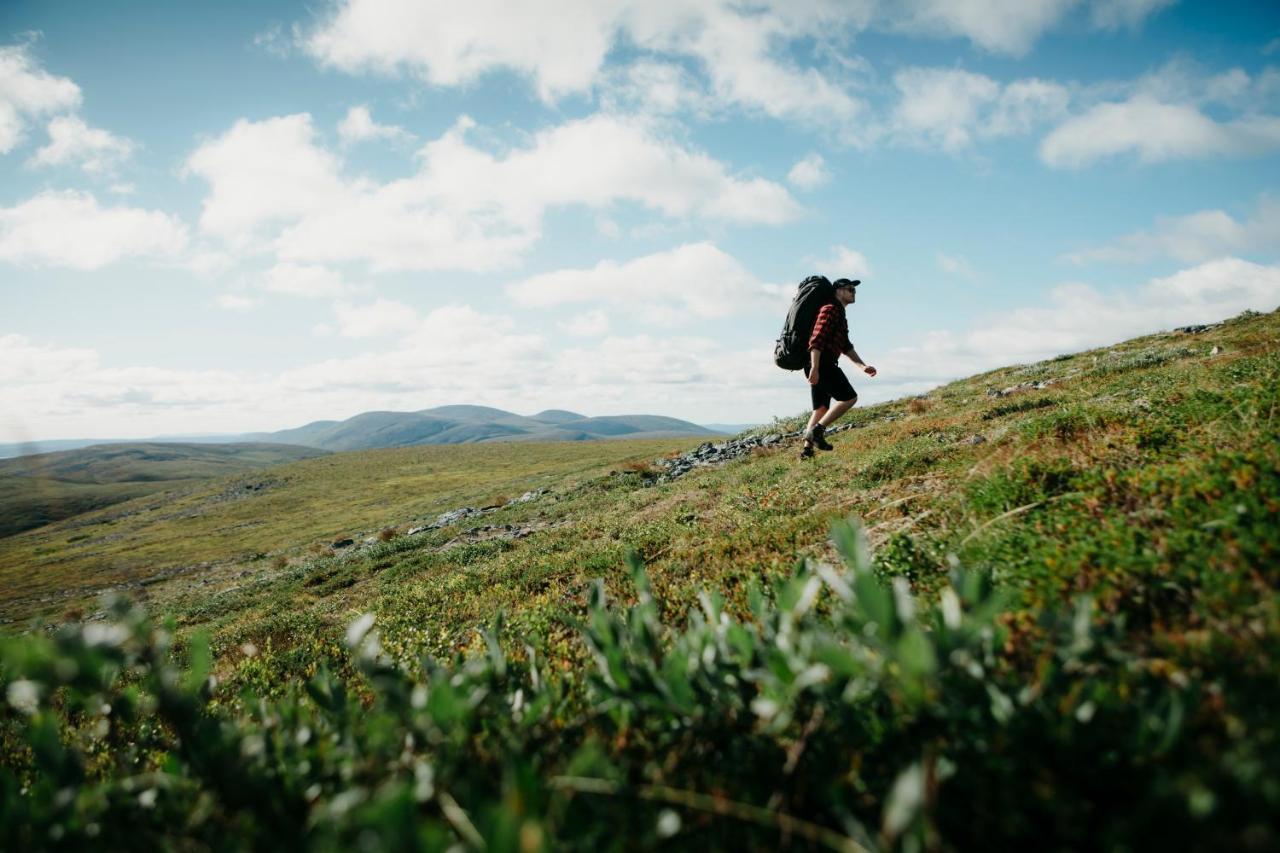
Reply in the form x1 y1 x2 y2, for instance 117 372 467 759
0 442 327 539
2 309 1277 849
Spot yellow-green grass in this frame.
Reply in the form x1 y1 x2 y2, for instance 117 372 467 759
83 308 1277 699
0 438 706 626
4 309 1277 707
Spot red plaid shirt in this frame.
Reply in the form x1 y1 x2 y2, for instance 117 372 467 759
808 302 852 357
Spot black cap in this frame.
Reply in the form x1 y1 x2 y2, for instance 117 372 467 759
833 278 860 289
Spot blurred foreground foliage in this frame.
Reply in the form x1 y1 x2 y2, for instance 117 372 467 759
3 520 1276 852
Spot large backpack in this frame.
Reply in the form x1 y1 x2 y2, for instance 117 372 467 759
774 275 836 370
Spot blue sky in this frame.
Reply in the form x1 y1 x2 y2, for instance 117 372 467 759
2 0 1279 441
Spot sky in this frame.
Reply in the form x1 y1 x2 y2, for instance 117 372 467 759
2 0 1280 442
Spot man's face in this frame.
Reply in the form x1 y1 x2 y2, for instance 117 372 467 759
836 286 857 305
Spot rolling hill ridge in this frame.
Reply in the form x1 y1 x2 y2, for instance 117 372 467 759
242 405 719 451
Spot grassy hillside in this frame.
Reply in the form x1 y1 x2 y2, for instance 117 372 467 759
0 438 707 625
2 309 1277 849
0 442 327 540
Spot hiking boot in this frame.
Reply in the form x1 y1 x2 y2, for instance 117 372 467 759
799 442 816 460
809 423 834 451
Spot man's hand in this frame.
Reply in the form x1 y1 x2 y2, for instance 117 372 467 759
808 370 821 386
863 365 877 378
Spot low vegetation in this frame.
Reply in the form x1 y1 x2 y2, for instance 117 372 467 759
1 309 1277 849
0 443 328 540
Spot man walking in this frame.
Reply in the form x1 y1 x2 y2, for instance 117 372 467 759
802 278 876 459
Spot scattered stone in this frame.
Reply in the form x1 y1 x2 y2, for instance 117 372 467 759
1176 323 1213 334
986 378 1058 399
510 489 548 504
406 525 430 536
1133 397 1152 411
966 434 987 445
1210 345 1222 356
435 507 483 526
331 538 354 549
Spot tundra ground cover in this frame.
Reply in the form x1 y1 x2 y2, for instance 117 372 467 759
1 310 1277 849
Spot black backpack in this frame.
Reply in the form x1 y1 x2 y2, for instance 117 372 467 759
774 275 836 370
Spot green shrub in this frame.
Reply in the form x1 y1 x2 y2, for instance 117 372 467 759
3 520 1274 851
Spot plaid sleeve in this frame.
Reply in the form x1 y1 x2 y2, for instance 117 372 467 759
809 304 835 352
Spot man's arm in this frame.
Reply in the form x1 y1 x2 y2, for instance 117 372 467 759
843 346 877 377
808 348 822 385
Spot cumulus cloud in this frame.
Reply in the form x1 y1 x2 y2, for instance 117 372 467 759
507 242 775 325
891 67 1069 151
0 44 81 154
1041 96 1280 167
1041 62 1280 167
262 262 355 297
330 298 422 338
185 113 348 248
882 0 1170 56
559 309 612 337
787 153 830 189
215 293 259 311
883 0 1077 56
187 112 799 272
1089 0 1177 30
303 1 867 125
0 190 188 270
1064 196 1280 265
337 104 411 145
28 115 134 173
818 246 873 280
886 258 1280 389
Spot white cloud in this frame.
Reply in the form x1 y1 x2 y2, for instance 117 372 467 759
1064 197 1280 265
304 1 867 124
262 262 355 297
1089 0 1176 30
188 112 799 273
0 44 81 154
1041 96 1280 167
882 0 1170 56
938 253 977 278
0 190 189 270
886 258 1280 388
1040 62 1280 168
891 67 1069 151
337 104 411 145
28 115 134 173
216 293 260 311
185 114 349 248
883 0 1077 56
559 309 611 337
331 298 421 338
599 61 709 116
787 153 830 189
0 334 98 385
818 246 873 280
508 242 772 325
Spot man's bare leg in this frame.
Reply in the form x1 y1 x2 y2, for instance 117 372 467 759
806 406 828 435
818 398 854 429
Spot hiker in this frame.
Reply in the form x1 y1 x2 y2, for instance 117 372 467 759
801 278 876 459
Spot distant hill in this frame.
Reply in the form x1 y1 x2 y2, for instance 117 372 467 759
2 408 717 459
0 442 327 538
242 407 718 451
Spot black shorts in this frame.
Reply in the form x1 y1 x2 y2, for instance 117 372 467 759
804 359 857 411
